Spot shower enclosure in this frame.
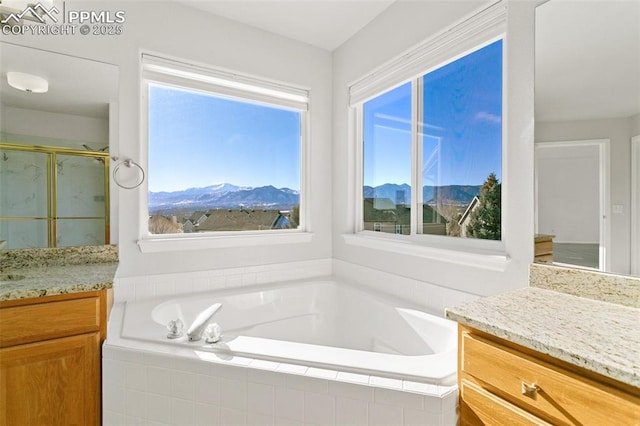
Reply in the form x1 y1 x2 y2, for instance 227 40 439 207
0 142 110 249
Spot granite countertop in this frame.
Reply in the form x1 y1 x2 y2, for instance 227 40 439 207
0 245 117 302
446 287 640 389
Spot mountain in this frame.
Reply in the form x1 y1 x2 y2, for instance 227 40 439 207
214 185 299 207
423 185 481 205
363 183 481 205
150 181 479 215
149 183 299 213
363 183 411 201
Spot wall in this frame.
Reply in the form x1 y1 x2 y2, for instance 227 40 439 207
536 116 635 274
332 0 539 298
2 0 333 277
0 105 108 147
632 114 640 136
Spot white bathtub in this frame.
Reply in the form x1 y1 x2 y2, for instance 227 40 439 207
118 279 457 385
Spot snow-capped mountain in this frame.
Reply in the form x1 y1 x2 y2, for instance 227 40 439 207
149 183 299 212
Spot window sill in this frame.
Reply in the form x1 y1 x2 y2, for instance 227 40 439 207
138 231 314 253
342 232 510 271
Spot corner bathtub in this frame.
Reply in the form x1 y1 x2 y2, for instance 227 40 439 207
116 279 458 385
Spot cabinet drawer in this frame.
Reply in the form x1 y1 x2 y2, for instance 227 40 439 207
0 296 101 348
461 331 640 425
461 378 551 426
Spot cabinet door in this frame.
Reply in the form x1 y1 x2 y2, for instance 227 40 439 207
0 333 100 426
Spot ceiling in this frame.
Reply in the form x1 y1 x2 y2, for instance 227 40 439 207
0 42 118 119
535 0 640 122
1 1 637 124
172 0 396 51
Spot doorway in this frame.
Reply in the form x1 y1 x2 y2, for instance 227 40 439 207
632 135 640 275
535 139 610 271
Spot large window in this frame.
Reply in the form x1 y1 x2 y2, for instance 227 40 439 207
142 56 307 236
361 39 503 241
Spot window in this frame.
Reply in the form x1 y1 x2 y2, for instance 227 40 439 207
142 56 308 237
360 39 503 242
363 82 412 235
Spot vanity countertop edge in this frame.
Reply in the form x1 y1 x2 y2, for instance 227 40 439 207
445 287 640 389
0 245 117 302
0 263 116 302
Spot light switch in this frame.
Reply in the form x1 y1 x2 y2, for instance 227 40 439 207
613 204 624 214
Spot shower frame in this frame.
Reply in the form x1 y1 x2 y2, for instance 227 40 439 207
0 142 110 248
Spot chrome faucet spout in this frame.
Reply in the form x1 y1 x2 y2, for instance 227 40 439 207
187 303 223 342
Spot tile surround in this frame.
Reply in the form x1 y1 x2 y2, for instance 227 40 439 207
112 257 480 319
103 345 458 426
333 259 481 315
106 257 475 425
113 259 333 304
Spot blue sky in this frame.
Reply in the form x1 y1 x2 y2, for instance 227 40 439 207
148 85 301 192
364 40 503 188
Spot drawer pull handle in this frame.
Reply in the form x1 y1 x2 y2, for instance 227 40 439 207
521 382 541 399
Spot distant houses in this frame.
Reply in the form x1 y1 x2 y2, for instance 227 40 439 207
362 198 448 235
149 208 297 234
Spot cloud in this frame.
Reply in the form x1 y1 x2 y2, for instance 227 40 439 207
475 112 501 124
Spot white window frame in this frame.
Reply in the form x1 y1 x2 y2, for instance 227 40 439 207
345 1 509 270
137 53 312 253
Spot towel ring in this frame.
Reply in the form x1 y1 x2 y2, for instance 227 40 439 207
113 159 145 189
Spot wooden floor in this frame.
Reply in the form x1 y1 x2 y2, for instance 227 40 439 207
553 243 599 269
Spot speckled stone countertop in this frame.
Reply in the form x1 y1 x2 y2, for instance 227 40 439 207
446 287 640 388
0 245 117 301
530 263 640 308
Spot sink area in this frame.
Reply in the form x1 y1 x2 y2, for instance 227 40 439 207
0 245 117 301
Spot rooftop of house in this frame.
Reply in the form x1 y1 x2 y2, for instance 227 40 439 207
196 209 296 232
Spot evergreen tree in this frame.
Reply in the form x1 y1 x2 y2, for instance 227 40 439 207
466 173 501 240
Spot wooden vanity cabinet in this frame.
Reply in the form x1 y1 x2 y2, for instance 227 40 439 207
458 325 640 426
0 290 107 426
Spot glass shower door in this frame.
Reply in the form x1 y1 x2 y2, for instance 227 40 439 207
0 149 50 248
55 154 108 247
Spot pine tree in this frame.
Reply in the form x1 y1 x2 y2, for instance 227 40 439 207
466 173 501 240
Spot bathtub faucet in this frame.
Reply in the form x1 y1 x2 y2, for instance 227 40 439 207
187 303 223 342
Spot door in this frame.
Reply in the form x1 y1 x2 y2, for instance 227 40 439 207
535 140 609 271
632 135 640 275
0 333 100 426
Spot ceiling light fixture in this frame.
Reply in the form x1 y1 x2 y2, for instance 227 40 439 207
7 71 48 93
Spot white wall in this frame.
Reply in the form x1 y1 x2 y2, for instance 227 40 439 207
536 116 635 274
332 0 539 297
0 105 109 147
632 114 640 136
5 0 333 277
